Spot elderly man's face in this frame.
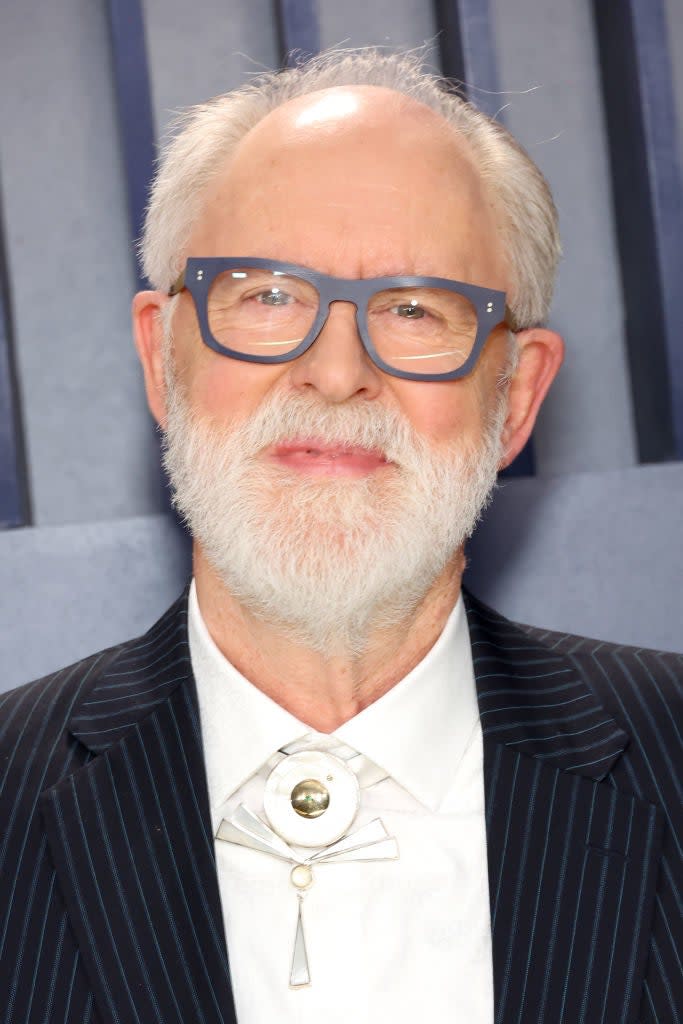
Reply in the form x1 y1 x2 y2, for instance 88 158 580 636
134 86 562 651
170 87 511 453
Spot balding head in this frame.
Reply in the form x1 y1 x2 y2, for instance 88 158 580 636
187 85 508 293
141 50 560 328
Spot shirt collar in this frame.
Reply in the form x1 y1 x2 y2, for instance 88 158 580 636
334 595 478 810
189 580 478 818
188 581 311 817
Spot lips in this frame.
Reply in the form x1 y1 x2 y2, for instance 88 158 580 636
269 439 390 477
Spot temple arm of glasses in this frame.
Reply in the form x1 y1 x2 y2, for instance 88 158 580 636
168 271 186 296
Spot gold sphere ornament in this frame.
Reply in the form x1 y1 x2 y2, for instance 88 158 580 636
264 749 360 846
290 779 330 818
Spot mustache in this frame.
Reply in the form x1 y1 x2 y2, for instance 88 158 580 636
174 389 430 468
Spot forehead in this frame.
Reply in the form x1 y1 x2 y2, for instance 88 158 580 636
188 86 508 287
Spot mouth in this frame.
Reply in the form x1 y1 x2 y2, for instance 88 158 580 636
268 439 392 478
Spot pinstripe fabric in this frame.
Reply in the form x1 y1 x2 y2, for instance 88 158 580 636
0 649 114 1024
516 622 683 1024
0 587 680 1023
466 598 675 1024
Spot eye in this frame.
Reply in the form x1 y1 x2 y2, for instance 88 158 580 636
390 301 426 319
254 287 294 306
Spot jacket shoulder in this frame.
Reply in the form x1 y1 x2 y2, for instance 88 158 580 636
518 620 683 697
0 640 127 790
465 588 683 731
517 619 683 746
0 589 189 765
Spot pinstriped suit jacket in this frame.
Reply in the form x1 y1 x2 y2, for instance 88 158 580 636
0 589 681 1024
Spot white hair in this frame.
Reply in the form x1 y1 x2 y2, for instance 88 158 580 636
141 48 561 329
162 362 507 656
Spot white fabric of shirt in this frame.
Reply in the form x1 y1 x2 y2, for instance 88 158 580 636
189 580 493 1024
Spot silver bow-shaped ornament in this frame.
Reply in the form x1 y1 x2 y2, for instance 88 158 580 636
217 804 399 987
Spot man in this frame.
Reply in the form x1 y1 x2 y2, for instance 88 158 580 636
0 50 680 1024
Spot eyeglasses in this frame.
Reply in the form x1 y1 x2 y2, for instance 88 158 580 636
168 257 509 382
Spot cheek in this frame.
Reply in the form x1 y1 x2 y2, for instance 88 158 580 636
169 299 276 422
178 348 285 424
413 329 512 445
391 378 491 447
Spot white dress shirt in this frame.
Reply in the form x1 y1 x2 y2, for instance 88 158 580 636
189 581 493 1023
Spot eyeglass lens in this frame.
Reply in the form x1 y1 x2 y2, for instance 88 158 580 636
207 267 479 374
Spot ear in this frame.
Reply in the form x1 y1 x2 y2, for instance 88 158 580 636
499 327 564 470
132 290 169 429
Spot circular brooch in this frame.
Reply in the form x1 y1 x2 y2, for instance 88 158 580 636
263 750 360 847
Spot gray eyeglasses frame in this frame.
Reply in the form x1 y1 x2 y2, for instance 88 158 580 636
168 257 509 382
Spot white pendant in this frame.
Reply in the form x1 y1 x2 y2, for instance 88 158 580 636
217 807 400 989
264 750 360 847
290 895 311 988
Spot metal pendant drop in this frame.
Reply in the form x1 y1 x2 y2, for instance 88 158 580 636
290 894 311 988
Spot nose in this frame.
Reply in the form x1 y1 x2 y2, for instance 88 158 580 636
287 300 383 403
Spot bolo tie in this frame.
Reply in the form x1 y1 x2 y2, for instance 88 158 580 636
216 738 399 987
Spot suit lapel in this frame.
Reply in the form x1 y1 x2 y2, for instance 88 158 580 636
41 593 237 1024
466 592 663 1024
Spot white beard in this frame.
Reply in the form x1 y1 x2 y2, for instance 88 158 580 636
162 375 506 656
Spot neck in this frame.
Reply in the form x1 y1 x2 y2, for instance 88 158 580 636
193 546 466 732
